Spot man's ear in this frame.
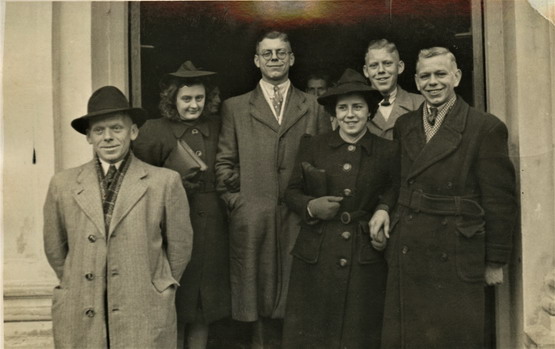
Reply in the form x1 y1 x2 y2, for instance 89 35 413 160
86 130 93 144
289 53 295 67
397 60 405 75
254 54 261 69
362 65 370 79
414 74 421 92
130 124 139 141
454 69 462 88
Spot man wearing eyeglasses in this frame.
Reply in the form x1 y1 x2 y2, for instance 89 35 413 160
216 30 331 348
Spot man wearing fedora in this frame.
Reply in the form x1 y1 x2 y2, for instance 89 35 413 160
43 86 193 348
215 30 330 347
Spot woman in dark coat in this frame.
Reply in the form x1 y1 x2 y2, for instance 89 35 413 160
133 61 231 349
282 68 399 349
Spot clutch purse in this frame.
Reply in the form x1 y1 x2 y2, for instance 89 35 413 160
301 161 327 198
163 138 208 178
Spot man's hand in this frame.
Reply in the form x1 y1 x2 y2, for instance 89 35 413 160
224 171 240 193
369 209 390 239
307 196 343 220
484 264 504 286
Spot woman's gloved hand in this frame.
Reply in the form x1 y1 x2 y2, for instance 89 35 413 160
307 196 344 220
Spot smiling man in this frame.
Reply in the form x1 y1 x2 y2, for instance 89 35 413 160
215 30 330 348
363 39 424 140
43 86 193 348
379 47 517 348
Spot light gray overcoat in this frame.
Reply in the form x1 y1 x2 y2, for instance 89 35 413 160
43 155 193 348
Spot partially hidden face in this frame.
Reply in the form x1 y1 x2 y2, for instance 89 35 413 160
335 93 370 138
176 84 206 121
206 86 221 114
415 54 461 107
306 79 328 97
87 113 138 163
363 47 404 96
254 38 295 84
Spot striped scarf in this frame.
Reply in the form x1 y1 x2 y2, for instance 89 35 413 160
95 152 132 233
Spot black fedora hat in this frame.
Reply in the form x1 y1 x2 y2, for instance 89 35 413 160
161 61 216 87
71 86 148 135
317 68 380 107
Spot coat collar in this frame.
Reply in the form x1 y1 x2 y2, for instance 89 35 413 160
370 86 419 131
403 96 469 181
327 129 373 155
73 154 148 237
170 117 211 139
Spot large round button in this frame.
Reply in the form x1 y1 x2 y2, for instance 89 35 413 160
347 145 356 152
440 253 449 261
408 179 415 185
341 231 351 240
195 150 203 157
191 129 199 134
339 258 348 267
446 181 453 189
342 163 352 172
407 215 413 220
343 188 352 197
88 235 96 243
85 308 95 317
85 273 95 281
402 246 409 254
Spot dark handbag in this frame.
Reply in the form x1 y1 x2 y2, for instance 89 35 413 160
301 161 327 197
163 138 208 178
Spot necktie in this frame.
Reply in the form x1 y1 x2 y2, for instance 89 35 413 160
104 164 117 189
380 95 391 107
273 85 283 116
427 107 438 126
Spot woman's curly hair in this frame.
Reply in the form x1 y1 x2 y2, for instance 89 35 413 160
159 77 209 122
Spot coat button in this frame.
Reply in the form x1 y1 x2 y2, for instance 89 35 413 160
111 269 119 276
407 215 413 220
347 145 356 152
341 231 351 240
195 150 203 157
342 163 352 172
402 246 409 254
441 253 449 261
343 188 352 197
85 308 95 317
88 235 96 243
408 179 415 185
339 258 348 267
441 218 448 226
85 273 95 281
447 181 453 189
191 129 199 134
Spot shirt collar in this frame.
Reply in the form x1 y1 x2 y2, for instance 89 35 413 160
425 94 457 114
99 157 123 175
259 79 291 96
382 87 398 104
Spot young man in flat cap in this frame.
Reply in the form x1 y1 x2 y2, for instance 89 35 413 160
43 86 193 348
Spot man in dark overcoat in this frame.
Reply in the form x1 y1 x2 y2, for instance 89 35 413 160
43 86 193 348
215 30 331 347
379 47 517 348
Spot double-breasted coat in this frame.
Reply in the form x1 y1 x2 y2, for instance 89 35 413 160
133 116 231 324
282 131 399 349
43 154 193 348
382 97 517 348
367 86 424 140
215 84 331 321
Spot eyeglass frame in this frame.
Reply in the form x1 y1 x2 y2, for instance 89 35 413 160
257 49 292 61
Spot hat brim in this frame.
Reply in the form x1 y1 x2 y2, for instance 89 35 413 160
71 107 148 135
317 83 381 107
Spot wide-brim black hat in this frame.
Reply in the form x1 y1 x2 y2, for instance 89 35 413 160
317 68 381 107
161 61 216 87
71 86 148 135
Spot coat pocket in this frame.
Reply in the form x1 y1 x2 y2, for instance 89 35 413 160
357 221 385 265
455 218 486 282
291 223 324 264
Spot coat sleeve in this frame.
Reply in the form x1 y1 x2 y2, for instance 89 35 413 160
43 176 68 280
476 120 517 265
215 100 241 207
163 171 193 281
377 139 401 212
133 120 172 167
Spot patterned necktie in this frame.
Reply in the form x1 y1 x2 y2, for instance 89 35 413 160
427 107 438 126
380 95 391 107
104 164 117 191
273 85 283 116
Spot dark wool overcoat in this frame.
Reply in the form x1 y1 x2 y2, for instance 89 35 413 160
282 131 399 349
133 116 231 324
43 155 193 348
382 97 517 349
215 85 331 321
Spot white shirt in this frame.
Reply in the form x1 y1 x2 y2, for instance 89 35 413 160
378 87 398 122
259 79 291 125
99 158 123 175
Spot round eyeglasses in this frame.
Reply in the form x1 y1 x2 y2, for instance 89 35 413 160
258 50 291 61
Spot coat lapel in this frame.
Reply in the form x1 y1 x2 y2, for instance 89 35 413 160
278 87 309 137
72 161 105 236
107 155 148 237
249 86 280 133
406 98 468 180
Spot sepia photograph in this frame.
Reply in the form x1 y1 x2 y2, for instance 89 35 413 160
2 0 554 348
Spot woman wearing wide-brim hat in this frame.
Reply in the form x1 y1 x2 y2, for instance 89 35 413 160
282 68 399 348
133 61 233 349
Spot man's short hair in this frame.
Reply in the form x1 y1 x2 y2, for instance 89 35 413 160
255 30 291 53
365 39 400 61
306 73 331 86
417 47 458 70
